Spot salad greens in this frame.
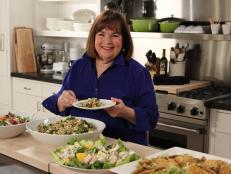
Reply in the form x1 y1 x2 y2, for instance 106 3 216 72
52 134 140 170
0 112 30 126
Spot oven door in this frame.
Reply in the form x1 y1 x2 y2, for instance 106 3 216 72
148 114 208 153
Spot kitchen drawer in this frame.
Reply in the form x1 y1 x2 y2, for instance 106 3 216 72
215 111 231 134
42 83 61 98
13 78 42 97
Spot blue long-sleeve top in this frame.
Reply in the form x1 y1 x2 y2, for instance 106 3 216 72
42 53 159 145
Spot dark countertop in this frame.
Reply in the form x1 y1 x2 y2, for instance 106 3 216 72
205 95 231 111
11 72 64 84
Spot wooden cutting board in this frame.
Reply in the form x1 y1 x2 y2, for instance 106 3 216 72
154 80 211 94
13 27 37 73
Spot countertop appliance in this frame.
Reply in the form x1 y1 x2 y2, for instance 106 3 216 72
149 81 231 153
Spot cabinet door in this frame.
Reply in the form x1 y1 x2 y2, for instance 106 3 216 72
0 0 11 112
13 92 43 115
13 78 43 115
0 0 9 77
0 78 11 110
209 109 231 159
213 132 231 159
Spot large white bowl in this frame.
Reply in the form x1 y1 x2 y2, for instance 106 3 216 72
26 116 106 146
0 111 31 139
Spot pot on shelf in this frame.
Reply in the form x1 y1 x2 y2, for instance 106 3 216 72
131 17 158 32
158 15 184 33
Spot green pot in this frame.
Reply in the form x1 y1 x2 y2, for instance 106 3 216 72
159 21 180 33
131 18 158 32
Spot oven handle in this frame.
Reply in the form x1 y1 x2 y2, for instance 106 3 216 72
157 122 201 134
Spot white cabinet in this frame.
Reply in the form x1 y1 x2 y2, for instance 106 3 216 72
209 109 231 159
0 0 35 112
0 0 11 112
13 77 61 115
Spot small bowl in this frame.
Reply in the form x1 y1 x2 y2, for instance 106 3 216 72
131 18 158 32
0 111 31 139
26 116 106 146
159 21 180 33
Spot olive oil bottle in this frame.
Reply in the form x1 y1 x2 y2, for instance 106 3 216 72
159 49 168 76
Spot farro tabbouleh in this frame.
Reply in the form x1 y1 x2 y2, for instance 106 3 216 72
37 116 96 135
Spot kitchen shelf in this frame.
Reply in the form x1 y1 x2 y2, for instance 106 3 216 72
35 30 89 38
131 32 231 41
36 30 231 41
38 0 100 3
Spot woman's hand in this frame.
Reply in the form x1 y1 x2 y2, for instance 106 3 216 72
105 97 136 124
57 90 76 112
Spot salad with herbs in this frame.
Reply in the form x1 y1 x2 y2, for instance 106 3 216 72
52 134 140 170
37 116 96 135
0 112 30 126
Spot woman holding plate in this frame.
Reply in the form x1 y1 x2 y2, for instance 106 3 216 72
42 10 159 145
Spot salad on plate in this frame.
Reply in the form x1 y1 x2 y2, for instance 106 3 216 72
52 134 140 170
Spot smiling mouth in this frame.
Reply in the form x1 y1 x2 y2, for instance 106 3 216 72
102 46 114 50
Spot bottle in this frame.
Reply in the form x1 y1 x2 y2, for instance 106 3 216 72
159 49 168 76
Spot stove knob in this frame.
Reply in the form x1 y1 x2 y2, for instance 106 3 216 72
177 105 185 113
191 107 199 116
167 102 176 110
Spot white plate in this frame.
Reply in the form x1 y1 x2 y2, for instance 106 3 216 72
71 9 96 23
73 99 116 110
110 147 231 174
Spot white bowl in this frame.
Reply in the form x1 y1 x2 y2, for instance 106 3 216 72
74 22 92 32
0 111 31 139
26 116 106 146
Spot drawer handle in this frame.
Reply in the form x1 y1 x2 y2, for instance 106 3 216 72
0 33 4 51
37 101 41 111
23 87 31 90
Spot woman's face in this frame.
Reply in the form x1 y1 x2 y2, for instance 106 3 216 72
95 27 122 62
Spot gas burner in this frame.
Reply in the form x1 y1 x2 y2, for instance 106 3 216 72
178 86 231 101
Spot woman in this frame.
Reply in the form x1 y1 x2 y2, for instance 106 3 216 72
42 10 159 145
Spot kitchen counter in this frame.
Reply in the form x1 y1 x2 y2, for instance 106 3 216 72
0 132 161 174
11 72 64 84
205 95 231 111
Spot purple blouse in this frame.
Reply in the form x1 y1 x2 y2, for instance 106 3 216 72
42 53 159 145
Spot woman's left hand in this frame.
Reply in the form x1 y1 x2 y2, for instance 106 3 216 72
105 97 136 124
104 97 125 117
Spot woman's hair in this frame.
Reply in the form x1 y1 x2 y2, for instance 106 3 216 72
86 10 133 61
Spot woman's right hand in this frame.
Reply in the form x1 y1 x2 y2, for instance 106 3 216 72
57 90 76 112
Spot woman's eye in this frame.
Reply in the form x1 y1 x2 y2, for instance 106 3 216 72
97 33 104 36
112 33 120 37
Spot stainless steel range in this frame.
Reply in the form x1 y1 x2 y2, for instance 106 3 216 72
148 83 231 153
